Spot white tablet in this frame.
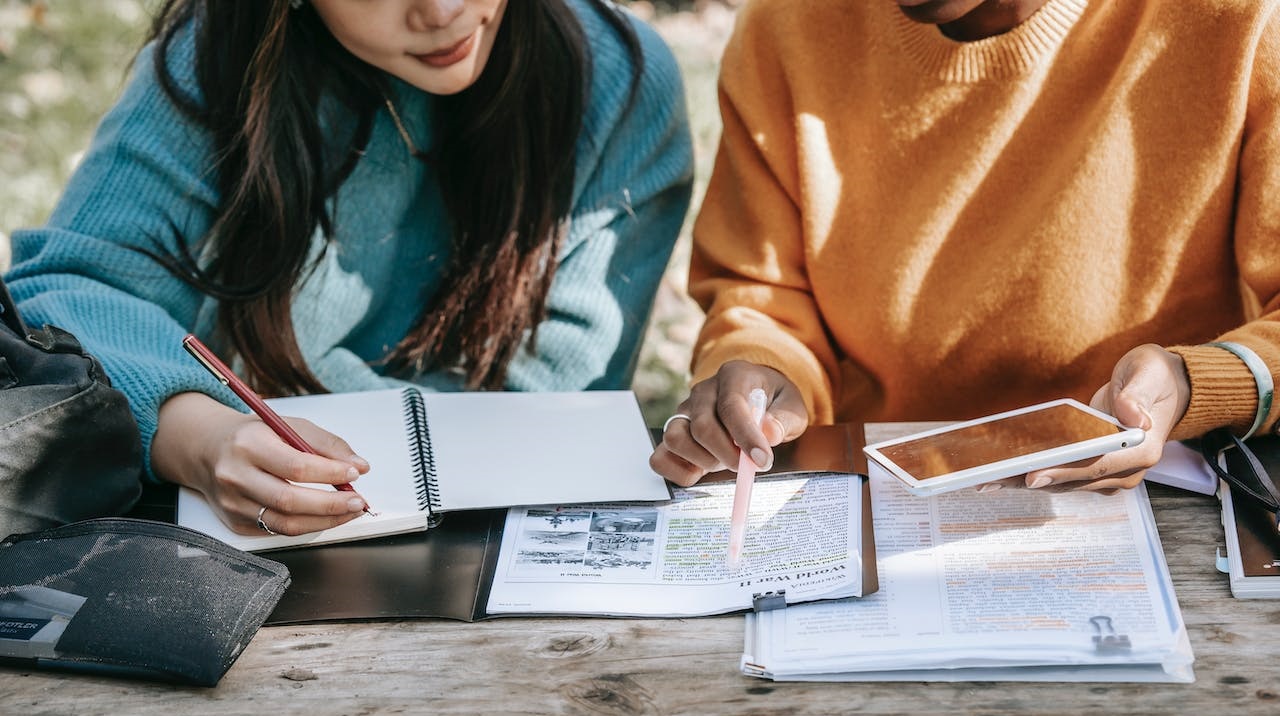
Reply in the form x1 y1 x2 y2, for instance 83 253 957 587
863 398 1146 497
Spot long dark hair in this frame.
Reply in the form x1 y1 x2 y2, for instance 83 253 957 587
143 0 640 395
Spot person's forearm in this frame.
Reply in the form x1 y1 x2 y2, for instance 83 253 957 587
152 391 242 490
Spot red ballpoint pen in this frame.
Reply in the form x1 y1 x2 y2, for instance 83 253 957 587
181 333 373 515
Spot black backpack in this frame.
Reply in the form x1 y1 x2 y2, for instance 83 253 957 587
0 276 143 537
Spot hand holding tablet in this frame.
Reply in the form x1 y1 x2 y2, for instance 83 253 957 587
863 398 1145 497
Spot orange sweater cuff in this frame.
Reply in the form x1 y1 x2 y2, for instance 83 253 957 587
1166 344 1266 440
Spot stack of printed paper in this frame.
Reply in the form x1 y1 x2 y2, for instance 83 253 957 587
742 463 1194 683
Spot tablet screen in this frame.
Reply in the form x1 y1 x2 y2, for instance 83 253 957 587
876 403 1124 480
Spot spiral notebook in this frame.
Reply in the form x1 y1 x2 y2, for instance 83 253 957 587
177 387 672 552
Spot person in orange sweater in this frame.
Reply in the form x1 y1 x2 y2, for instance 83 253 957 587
651 0 1280 493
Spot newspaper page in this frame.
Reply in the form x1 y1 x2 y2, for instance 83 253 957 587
743 464 1193 682
485 473 865 617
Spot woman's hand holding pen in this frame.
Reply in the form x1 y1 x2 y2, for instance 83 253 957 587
152 392 371 536
650 360 809 487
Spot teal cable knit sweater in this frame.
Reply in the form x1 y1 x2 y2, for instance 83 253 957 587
4 2 693 478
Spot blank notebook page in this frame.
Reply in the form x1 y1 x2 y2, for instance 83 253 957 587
421 390 669 510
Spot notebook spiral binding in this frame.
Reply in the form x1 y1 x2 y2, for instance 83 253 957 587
402 388 442 527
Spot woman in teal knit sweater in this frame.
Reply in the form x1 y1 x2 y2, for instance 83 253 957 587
4 0 692 536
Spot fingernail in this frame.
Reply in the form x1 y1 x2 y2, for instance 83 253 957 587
1028 475 1052 489
351 455 370 470
346 466 360 481
750 448 769 470
347 498 366 512
976 483 1002 493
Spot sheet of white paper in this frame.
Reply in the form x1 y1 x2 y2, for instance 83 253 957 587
1145 440 1217 495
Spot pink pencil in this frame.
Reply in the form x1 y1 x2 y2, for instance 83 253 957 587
727 388 769 568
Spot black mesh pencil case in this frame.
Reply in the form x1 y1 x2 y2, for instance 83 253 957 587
0 517 290 686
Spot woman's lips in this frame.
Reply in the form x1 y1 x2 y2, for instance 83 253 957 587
411 31 477 68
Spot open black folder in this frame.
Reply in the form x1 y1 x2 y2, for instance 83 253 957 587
135 424 876 623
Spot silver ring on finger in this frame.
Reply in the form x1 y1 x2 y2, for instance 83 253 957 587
663 413 692 434
256 505 278 535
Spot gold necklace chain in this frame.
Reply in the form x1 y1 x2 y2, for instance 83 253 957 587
384 97 425 158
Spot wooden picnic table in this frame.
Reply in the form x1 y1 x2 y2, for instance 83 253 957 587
3 425 1279 715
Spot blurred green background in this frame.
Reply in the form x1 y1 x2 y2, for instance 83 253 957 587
0 0 739 425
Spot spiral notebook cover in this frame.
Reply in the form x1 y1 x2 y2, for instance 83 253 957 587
0 518 289 686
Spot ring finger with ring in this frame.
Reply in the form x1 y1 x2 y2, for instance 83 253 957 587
256 505 279 535
663 413 692 434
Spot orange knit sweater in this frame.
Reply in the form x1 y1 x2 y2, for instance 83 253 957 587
690 0 1280 438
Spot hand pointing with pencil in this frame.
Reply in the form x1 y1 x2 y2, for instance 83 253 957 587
649 360 809 489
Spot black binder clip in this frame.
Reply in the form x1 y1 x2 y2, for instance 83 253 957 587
1090 615 1132 654
752 590 787 612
